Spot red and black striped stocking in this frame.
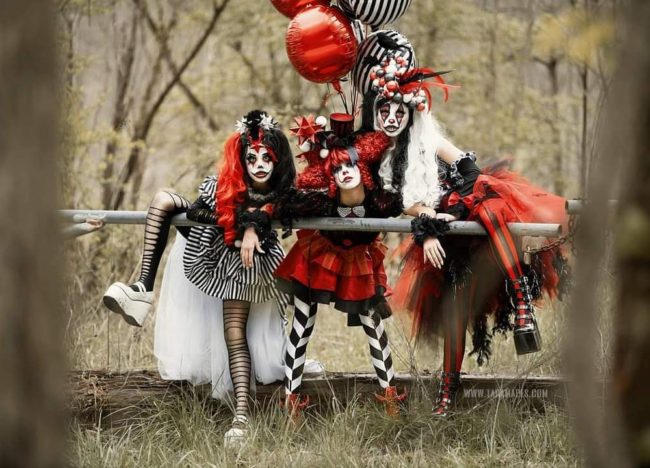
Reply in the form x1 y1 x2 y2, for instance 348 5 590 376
475 201 530 328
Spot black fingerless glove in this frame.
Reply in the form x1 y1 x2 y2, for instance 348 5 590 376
237 209 277 250
411 214 450 246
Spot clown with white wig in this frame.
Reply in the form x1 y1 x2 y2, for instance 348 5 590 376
355 31 570 417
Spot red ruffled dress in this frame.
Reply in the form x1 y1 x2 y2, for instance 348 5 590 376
392 156 571 362
275 191 402 326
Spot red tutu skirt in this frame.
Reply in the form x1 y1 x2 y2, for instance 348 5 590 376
392 169 571 361
275 230 389 315
446 169 568 226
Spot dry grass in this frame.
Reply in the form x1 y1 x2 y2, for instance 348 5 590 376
69 393 579 467
63 228 606 466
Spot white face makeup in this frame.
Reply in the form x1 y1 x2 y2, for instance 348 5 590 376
333 162 362 190
375 100 410 137
245 146 274 183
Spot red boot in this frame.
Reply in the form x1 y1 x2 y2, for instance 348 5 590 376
375 386 407 417
432 372 461 417
282 393 310 424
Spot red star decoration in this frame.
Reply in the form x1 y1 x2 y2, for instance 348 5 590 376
290 114 324 146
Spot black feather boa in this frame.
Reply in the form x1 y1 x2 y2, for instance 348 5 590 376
411 214 450 246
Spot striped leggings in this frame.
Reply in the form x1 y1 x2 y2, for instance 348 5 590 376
284 296 395 394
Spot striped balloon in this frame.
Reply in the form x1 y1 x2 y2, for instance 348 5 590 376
340 0 412 29
351 19 367 45
351 29 416 95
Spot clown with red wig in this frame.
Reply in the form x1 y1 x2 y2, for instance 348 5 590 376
104 110 305 446
274 114 406 418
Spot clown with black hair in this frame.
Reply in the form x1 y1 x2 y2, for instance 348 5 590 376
103 110 302 445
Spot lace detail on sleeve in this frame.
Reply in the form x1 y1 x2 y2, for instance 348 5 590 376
446 152 477 190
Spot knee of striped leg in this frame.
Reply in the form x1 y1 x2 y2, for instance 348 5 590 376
150 190 177 212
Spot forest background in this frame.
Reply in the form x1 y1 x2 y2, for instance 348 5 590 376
57 0 621 466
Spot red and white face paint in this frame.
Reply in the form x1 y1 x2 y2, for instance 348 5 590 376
245 146 274 183
333 162 362 190
375 101 410 137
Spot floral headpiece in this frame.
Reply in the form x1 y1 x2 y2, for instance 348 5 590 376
369 53 458 112
235 111 280 151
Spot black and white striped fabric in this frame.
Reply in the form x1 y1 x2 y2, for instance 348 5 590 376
284 299 396 394
352 29 416 96
359 312 395 389
284 297 318 394
183 176 289 311
351 19 367 45
340 0 412 29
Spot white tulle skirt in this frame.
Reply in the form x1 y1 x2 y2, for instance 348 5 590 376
155 235 287 400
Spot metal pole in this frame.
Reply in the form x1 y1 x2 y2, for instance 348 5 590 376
59 210 562 237
565 199 617 214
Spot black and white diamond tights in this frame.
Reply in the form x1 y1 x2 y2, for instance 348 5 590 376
284 296 395 394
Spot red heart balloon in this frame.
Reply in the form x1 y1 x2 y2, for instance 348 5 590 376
286 6 358 84
270 0 330 19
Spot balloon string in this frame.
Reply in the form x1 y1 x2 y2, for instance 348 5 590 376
321 87 331 110
331 80 349 115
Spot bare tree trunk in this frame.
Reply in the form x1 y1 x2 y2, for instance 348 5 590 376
610 2 650 465
567 1 648 466
0 1 65 466
580 64 589 196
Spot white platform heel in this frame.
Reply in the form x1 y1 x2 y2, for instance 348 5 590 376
102 281 153 327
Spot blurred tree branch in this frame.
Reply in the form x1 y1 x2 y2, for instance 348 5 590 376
136 0 220 132
101 5 138 209
109 0 231 210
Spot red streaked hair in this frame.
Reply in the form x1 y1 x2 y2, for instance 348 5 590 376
296 150 329 192
216 133 247 245
324 131 391 198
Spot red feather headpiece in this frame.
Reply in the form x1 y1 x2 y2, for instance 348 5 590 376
369 53 460 111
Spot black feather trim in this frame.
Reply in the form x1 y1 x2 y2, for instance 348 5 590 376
237 209 276 250
369 189 403 218
276 189 333 236
373 285 393 320
469 314 491 366
411 214 450 246
401 70 453 85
